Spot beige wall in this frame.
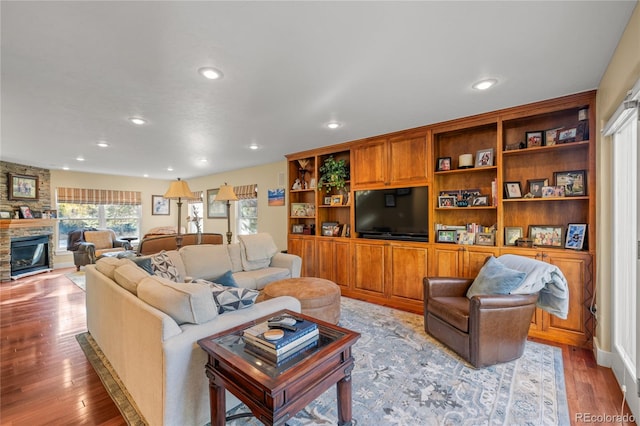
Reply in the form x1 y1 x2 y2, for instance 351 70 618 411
595 2 640 353
50 160 288 266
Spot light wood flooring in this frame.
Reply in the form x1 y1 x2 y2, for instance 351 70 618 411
0 268 634 425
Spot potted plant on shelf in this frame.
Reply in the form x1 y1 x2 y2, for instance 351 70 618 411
318 155 349 194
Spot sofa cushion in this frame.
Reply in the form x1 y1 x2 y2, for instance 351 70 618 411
95 256 130 280
149 251 181 282
207 270 238 287
197 280 259 314
113 262 150 295
234 268 291 290
137 276 218 325
179 244 233 279
238 233 278 271
466 256 526 299
227 243 243 272
84 230 114 250
131 256 154 275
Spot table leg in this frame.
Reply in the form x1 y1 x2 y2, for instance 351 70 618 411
207 371 226 426
336 365 354 426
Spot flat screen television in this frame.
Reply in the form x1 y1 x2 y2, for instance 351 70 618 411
354 186 428 241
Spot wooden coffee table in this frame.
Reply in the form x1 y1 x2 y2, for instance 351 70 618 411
197 310 360 426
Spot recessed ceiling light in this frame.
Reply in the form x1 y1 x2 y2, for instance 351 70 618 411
167 166 174 172
143 173 149 178
249 143 260 150
198 67 224 80
326 121 342 129
128 117 146 125
472 79 498 91
97 141 109 148
76 156 85 162
62 166 70 170
199 158 208 163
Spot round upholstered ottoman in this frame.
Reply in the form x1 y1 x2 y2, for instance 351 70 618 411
259 277 341 324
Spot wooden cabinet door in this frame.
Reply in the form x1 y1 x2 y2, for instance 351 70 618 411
432 246 462 277
352 138 387 188
334 240 351 288
388 244 428 301
353 241 385 294
316 239 334 281
388 133 428 185
288 236 316 277
462 247 499 278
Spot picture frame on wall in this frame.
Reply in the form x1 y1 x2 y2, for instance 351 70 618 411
528 225 564 248
151 195 170 215
207 188 228 218
565 223 587 250
8 173 39 201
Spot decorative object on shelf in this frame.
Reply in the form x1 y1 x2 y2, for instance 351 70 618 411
456 199 468 207
528 225 564 248
292 224 304 234
330 195 344 206
527 178 549 198
8 173 38 201
504 182 522 199
525 131 543 148
436 157 452 171
291 203 312 216
323 196 332 205
309 178 316 189
505 141 525 151
207 188 227 218
214 182 239 244
14 210 20 219
541 186 566 198
515 238 534 248
554 170 586 196
0 211 11 219
436 229 457 243
458 231 475 245
164 178 199 249
318 155 349 193
31 210 42 218
545 128 562 146
19 205 33 219
152 195 170 215
557 127 578 144
44 209 57 218
475 232 495 246
458 153 474 168
565 223 587 250
438 195 456 208
303 224 316 235
470 195 489 206
475 148 494 167
504 227 523 246
321 222 338 237
292 178 302 190
332 224 345 237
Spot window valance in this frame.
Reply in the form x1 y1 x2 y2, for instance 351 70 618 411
234 184 258 199
56 187 142 205
187 191 204 204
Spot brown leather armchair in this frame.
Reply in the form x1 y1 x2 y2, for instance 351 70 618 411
423 277 539 368
68 229 132 270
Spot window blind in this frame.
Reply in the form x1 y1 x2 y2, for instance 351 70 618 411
234 184 258 199
187 190 204 204
56 187 142 205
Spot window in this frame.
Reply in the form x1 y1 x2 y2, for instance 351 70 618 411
234 184 258 236
56 188 141 250
187 191 204 233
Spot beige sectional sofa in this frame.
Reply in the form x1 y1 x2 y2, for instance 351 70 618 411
85 237 302 426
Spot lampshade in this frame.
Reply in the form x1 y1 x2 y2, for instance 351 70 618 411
215 183 238 202
164 178 197 200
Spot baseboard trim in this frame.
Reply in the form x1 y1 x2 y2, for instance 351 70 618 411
593 336 613 367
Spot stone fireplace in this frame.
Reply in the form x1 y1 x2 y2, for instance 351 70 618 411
1 219 56 281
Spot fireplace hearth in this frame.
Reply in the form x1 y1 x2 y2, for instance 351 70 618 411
11 234 52 280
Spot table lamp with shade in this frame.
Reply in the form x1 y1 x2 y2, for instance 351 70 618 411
215 183 238 244
163 178 198 249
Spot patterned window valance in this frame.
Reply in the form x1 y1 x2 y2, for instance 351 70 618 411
187 191 204 204
234 184 258 199
56 187 142 205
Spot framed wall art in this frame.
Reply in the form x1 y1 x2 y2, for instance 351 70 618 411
152 195 170 215
8 173 39 201
207 188 227 218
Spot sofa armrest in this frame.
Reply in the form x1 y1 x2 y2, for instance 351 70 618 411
270 252 302 278
114 239 132 250
77 241 97 262
424 277 473 298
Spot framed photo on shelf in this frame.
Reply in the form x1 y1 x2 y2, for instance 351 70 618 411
525 131 543 148
291 224 304 234
475 148 493 167
554 170 586 196
321 222 338 237
291 203 310 216
436 229 457 243
207 188 227 218
330 195 343 206
8 173 39 201
504 226 523 246
436 157 451 171
0 211 11 219
152 195 170 215
19 205 33 219
458 231 475 245
527 178 548 197
470 195 489 206
528 225 564 248
437 195 456 208
504 182 522 199
324 196 332 205
542 185 566 198
565 223 587 250
557 127 578 144
545 128 562 146
475 232 495 246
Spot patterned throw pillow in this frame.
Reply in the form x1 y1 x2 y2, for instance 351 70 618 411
149 251 180 282
197 280 259 314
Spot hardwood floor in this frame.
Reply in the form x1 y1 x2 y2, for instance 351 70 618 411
0 268 634 425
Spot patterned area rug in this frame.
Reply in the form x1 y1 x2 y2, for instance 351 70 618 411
77 297 569 426
66 271 86 291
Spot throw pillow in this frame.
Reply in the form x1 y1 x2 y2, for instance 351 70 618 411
206 270 238 287
466 256 527 299
149 251 180 282
131 256 155 275
198 280 259 314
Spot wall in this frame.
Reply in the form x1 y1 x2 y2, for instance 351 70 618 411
595 3 640 355
49 160 288 267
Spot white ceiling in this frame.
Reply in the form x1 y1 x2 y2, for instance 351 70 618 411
1 1 637 180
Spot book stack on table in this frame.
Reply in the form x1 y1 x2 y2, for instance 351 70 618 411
243 317 319 365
